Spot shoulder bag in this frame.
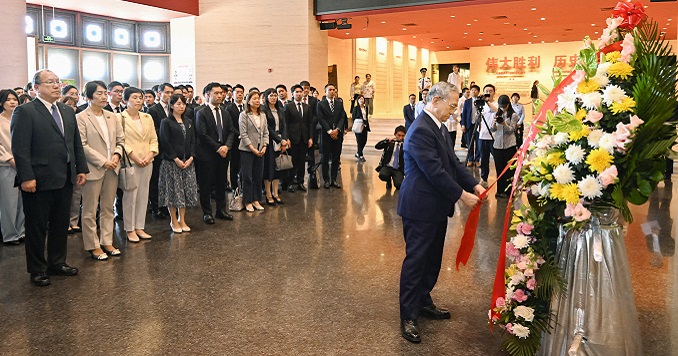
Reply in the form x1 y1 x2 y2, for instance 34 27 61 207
118 113 138 191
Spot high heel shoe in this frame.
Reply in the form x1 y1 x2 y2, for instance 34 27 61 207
253 203 265 211
101 246 121 256
88 250 108 261
273 196 284 204
266 199 277 206
245 205 255 212
170 223 182 233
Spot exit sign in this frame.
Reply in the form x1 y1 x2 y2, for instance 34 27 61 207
42 35 55 43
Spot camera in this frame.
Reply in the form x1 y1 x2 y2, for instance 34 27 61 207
474 94 491 109
495 108 504 124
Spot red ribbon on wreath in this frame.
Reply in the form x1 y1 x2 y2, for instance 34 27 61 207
612 1 646 31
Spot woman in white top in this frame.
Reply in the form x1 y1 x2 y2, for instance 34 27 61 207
0 89 25 245
77 81 125 259
239 92 269 212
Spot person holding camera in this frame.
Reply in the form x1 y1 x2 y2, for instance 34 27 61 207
460 85 481 166
375 125 406 189
491 95 519 198
478 84 498 187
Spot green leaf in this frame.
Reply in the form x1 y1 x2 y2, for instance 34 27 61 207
638 179 652 197
549 112 583 133
575 47 598 78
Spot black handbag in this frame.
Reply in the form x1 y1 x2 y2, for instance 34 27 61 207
118 114 137 191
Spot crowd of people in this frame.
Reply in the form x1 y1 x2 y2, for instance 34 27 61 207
0 69 358 286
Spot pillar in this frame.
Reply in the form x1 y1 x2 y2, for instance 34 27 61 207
1 0 28 89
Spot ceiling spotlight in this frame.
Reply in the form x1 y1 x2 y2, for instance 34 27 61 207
591 23 596 26
541 40 545 43
345 32 349 35
531 7 537 10
381 21 386 24
540 17 546 21
534 35 537 38
467 23 471 26
491 44 495 46
446 46 450 48
555 40 559 42
524 28 528 31
413 36 416 38
450 15 456 18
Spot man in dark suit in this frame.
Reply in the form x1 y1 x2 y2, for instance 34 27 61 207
397 82 485 343
375 125 406 190
225 84 246 189
147 82 174 218
461 84 481 166
11 69 89 286
142 89 156 114
195 82 235 224
104 81 125 114
316 83 347 189
284 84 313 192
300 81 320 188
403 94 416 132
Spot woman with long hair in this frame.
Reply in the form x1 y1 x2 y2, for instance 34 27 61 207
351 95 370 162
158 94 198 233
261 88 289 205
239 92 269 212
0 89 25 245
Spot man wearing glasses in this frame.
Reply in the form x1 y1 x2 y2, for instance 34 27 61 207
10 69 89 287
104 81 125 114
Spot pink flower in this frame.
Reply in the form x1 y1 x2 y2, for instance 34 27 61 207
517 259 529 270
513 289 528 302
506 242 521 259
598 166 618 188
626 115 644 131
537 257 546 265
565 202 592 222
526 278 537 290
620 33 635 63
516 222 534 235
585 110 604 123
524 268 535 277
506 323 514 334
496 297 506 309
572 70 586 86
615 122 631 149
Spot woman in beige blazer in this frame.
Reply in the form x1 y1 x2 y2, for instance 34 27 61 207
77 81 125 259
239 91 269 212
118 87 158 242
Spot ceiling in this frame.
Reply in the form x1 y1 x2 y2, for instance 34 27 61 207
25 0 192 22
319 0 678 51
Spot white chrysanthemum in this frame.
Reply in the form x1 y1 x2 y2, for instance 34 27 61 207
553 164 575 184
598 133 616 153
580 92 603 110
554 132 569 145
601 84 627 106
587 129 603 147
578 175 603 199
565 145 586 164
596 62 612 76
536 135 554 149
513 306 535 322
512 324 531 338
593 74 610 88
511 234 530 249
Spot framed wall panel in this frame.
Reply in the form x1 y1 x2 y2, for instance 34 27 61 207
138 23 169 53
113 53 140 85
82 51 110 83
82 16 108 49
46 47 80 88
47 12 76 46
141 56 169 89
110 21 136 52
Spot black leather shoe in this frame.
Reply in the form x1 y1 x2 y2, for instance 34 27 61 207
215 210 234 220
401 320 421 343
331 181 342 189
323 182 331 189
203 214 215 224
287 185 296 193
420 304 451 319
30 273 51 286
47 264 79 276
297 183 307 192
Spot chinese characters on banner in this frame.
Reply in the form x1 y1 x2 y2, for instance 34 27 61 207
485 54 578 74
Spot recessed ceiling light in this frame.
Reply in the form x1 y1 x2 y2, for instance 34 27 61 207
528 41 532 44
540 17 546 21
534 35 537 38
594 31 599 34
464 32 468 35
541 40 545 43
531 7 537 11
479 32 484 35
467 23 471 26
413 36 416 38
479 38 482 41
345 32 349 35
474 19 478 22
504 22 510 25
524 28 528 31
503 43 506 46
381 21 386 24
446 46 450 49
555 40 559 42
668 19 672 21
450 15 455 18
431 41 434 43
591 23 596 26
644 5 648 8
491 44 495 46
402 28 407 30
663 27 667 30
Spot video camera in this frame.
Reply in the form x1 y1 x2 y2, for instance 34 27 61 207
474 94 491 109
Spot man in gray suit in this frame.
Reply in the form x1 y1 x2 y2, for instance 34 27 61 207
11 69 89 286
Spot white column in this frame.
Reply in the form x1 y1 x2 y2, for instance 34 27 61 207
1 0 28 89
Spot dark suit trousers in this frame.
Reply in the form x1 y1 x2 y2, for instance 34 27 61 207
289 142 308 184
400 217 448 320
493 146 517 195
149 158 161 211
321 132 343 182
480 139 494 181
378 167 404 189
197 157 229 215
355 131 368 156
22 183 73 273
230 138 241 189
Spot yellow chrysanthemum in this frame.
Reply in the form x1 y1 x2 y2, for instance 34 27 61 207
560 183 581 204
577 80 600 94
549 183 564 200
575 108 587 122
607 61 634 80
569 125 591 142
586 148 614 173
610 97 636 114
605 51 622 63
545 152 566 167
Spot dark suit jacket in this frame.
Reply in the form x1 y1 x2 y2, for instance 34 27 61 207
226 102 246 135
284 101 312 144
104 103 125 114
351 105 370 132
159 117 195 161
461 97 476 130
76 103 88 114
305 96 319 139
403 104 416 131
262 104 288 145
148 102 168 132
375 138 404 173
397 111 478 222
10 98 89 191
316 97 347 134
194 104 236 161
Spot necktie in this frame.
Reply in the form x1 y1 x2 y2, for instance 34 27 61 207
297 103 303 120
115 106 121 114
393 143 400 170
164 104 169 118
440 125 448 143
330 100 334 112
411 104 414 112
238 104 243 113
51 104 64 134
215 107 223 142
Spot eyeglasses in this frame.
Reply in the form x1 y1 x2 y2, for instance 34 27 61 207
441 98 458 110
111 90 123 94
40 80 62 86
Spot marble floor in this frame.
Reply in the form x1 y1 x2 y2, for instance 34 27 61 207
0 119 675 355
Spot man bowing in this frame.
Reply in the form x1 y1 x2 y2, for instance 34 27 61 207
397 82 485 343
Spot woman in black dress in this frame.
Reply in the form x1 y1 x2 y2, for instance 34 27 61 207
261 88 290 205
351 95 370 162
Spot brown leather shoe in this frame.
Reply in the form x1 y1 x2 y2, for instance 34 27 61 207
401 319 421 343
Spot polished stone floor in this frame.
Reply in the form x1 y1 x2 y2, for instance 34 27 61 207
0 119 675 355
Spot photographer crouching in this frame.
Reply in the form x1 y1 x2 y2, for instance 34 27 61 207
490 94 519 198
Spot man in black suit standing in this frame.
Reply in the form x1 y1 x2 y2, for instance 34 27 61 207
300 81 320 188
403 94 416 132
104 81 125 114
225 84 246 189
142 89 156 114
375 125 406 190
316 83 347 189
147 82 174 218
11 69 89 286
195 83 235 224
284 84 313 192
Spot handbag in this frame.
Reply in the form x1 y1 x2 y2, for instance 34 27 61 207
275 152 293 171
118 113 138 191
352 119 364 134
229 187 244 211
